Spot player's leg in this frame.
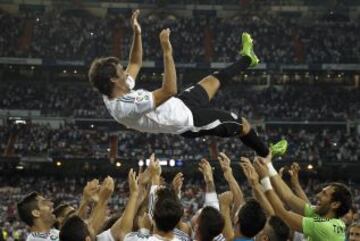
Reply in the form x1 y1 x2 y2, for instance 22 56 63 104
181 109 287 157
197 32 259 101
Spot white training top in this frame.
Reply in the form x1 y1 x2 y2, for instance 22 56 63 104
97 229 116 241
26 229 59 241
103 76 194 134
124 229 185 241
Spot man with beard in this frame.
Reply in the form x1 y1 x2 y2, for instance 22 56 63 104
253 155 352 241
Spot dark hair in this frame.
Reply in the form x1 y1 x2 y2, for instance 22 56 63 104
153 198 183 232
17 192 39 226
157 186 179 202
330 182 352 218
60 215 90 241
88 57 121 97
53 203 74 229
238 199 266 238
198 206 225 241
267 216 290 241
54 204 72 218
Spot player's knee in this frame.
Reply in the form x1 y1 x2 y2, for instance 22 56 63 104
241 117 251 135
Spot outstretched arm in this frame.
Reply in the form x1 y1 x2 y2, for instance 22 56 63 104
263 154 307 215
289 162 310 203
240 157 275 216
218 152 245 212
110 169 139 241
126 9 142 80
152 28 177 107
254 158 303 232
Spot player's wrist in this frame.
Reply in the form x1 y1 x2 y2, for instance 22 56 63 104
267 162 278 177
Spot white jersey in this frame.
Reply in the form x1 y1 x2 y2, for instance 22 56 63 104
97 229 115 241
26 229 59 241
103 76 194 134
124 230 186 241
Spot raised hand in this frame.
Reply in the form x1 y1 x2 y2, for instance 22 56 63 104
253 157 270 179
172 172 184 195
83 179 100 203
128 168 139 195
98 176 115 202
130 9 141 34
148 153 161 177
218 152 233 181
240 157 259 187
198 158 214 184
159 28 172 54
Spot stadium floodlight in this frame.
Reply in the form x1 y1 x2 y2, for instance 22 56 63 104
169 159 175 167
307 164 313 170
115 162 121 167
138 160 144 167
56 161 62 167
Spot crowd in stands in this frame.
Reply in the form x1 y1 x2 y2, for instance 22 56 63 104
1 80 359 121
0 122 359 163
1 10 359 64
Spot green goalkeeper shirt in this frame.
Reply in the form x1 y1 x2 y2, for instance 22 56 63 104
302 204 346 241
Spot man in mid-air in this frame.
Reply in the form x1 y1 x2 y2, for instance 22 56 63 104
88 10 287 158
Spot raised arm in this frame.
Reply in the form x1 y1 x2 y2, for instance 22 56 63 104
198 159 219 209
240 157 275 216
254 158 303 232
152 28 177 107
289 162 310 203
77 179 100 219
87 176 114 235
219 192 235 241
218 152 245 212
110 169 139 241
264 154 307 215
126 9 142 80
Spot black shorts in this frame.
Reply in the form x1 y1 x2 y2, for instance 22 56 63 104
177 84 243 138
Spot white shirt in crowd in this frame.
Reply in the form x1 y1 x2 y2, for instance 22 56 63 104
124 229 185 241
26 229 59 241
103 76 194 134
97 229 116 241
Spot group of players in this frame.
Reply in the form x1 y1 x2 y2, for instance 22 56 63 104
15 9 358 241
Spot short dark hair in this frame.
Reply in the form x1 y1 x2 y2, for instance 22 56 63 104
198 206 225 241
157 185 179 201
238 199 266 238
60 215 90 241
54 204 72 218
153 198 183 232
267 216 290 241
17 192 39 226
88 57 121 97
330 182 352 218
53 203 74 229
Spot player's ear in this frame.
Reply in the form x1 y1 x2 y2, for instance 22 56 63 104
331 201 341 210
32 209 41 218
110 77 118 83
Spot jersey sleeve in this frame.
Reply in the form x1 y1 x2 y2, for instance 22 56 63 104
116 90 154 117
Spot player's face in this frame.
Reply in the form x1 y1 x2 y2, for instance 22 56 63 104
314 185 335 216
114 64 129 90
35 195 56 225
349 226 360 241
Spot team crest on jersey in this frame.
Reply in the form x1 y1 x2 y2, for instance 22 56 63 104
136 95 149 102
